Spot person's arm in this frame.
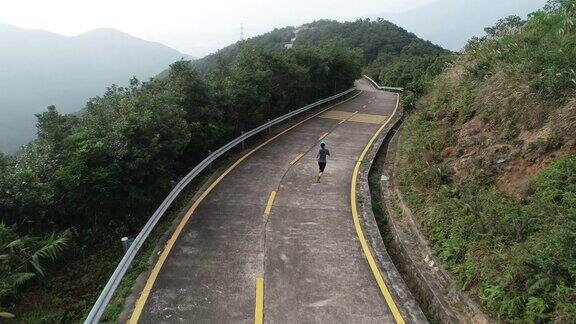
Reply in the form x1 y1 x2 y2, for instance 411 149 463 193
327 149 330 156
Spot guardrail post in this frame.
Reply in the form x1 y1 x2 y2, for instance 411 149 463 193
267 119 271 134
241 131 245 150
121 237 134 253
288 110 292 122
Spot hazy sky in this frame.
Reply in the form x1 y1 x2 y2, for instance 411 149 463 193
0 0 437 57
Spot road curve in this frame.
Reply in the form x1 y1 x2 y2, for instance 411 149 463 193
128 79 424 323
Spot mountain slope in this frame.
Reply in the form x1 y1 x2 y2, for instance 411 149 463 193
0 24 190 152
396 2 576 321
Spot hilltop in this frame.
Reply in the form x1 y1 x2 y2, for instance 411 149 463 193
190 19 449 76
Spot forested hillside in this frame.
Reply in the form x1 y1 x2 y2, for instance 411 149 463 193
295 19 447 63
190 19 450 79
396 0 576 321
0 43 361 321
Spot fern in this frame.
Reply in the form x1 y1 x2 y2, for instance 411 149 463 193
29 254 45 277
0 225 72 308
6 273 35 287
32 229 71 264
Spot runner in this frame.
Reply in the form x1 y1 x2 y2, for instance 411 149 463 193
316 141 330 183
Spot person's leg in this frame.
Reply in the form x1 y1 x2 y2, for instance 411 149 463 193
318 162 326 182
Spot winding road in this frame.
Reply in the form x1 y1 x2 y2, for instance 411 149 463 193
127 79 425 323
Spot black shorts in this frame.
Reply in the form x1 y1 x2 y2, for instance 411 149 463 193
318 161 326 172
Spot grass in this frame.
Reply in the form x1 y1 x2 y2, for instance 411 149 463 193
397 85 576 322
398 117 576 322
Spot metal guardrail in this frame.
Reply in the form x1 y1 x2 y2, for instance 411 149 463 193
84 87 356 323
363 75 404 92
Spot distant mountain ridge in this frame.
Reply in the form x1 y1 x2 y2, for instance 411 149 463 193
379 0 548 51
0 23 192 152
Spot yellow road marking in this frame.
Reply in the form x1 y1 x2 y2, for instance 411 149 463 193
264 191 276 215
350 93 405 324
254 277 264 324
350 114 387 124
319 132 329 140
338 111 359 125
320 110 387 124
128 90 364 324
290 153 304 165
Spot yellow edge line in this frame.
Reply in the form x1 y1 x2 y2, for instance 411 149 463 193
254 277 264 324
289 153 304 165
264 191 277 215
128 90 363 323
319 132 329 140
350 92 406 324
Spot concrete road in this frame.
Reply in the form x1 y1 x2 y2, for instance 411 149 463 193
130 79 422 323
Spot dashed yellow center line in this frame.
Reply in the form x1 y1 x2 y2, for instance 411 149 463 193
254 277 264 324
350 93 405 324
319 132 329 140
264 191 277 215
290 153 304 165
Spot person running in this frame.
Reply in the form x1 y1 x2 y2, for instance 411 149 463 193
316 141 330 183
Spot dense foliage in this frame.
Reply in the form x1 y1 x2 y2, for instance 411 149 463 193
301 18 457 110
295 19 447 62
377 54 455 112
0 43 361 319
466 1 576 101
292 19 452 96
189 18 449 82
397 1 576 321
